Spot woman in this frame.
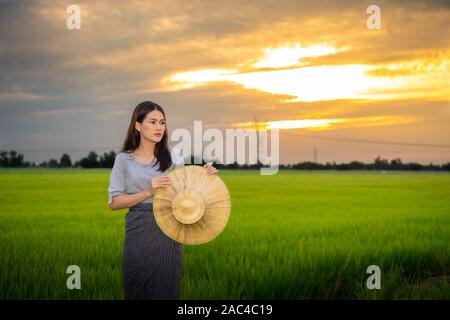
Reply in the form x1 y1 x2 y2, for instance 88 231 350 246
108 101 218 300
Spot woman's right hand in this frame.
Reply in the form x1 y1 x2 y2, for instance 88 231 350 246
149 175 172 194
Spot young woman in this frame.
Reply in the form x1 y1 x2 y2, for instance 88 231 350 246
108 101 218 300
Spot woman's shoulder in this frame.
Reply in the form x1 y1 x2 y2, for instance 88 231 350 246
115 151 133 162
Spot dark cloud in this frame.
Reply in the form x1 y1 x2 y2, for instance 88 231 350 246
0 0 448 163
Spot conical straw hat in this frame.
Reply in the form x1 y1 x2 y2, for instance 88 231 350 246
153 165 231 245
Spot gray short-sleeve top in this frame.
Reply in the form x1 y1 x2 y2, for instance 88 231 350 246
108 146 185 205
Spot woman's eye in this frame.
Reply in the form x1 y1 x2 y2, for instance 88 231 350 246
148 120 165 125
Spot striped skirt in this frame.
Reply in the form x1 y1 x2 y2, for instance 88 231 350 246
123 202 182 300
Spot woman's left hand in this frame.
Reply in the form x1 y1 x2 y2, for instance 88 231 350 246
204 162 219 175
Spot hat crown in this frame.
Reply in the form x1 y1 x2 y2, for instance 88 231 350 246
171 190 205 225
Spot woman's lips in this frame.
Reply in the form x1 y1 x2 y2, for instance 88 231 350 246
154 133 162 137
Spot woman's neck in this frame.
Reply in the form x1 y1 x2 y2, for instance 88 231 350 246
135 138 156 157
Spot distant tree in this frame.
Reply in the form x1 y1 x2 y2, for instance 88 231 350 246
227 161 240 169
79 151 99 168
38 161 48 167
390 158 403 170
214 162 226 170
7 150 25 167
324 162 334 170
0 150 8 166
249 161 263 169
98 151 116 168
350 161 365 169
373 156 389 170
48 159 59 168
293 161 323 170
403 162 422 171
60 153 72 167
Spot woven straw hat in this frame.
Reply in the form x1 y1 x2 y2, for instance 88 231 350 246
153 165 231 245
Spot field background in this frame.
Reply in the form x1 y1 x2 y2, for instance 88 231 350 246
0 169 449 299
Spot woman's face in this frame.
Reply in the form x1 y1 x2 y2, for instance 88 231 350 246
135 110 166 143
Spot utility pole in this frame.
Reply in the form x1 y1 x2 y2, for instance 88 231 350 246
314 146 317 163
253 116 259 166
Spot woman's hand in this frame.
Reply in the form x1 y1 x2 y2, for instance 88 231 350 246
204 162 219 175
148 175 172 195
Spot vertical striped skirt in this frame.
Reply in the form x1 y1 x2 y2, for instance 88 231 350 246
123 202 182 300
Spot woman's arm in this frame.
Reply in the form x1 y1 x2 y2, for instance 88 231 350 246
109 190 154 211
109 176 171 211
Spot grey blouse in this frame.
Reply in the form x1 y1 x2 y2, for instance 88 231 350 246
108 147 185 205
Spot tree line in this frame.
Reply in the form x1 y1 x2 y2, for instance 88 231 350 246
1 149 449 171
0 150 115 168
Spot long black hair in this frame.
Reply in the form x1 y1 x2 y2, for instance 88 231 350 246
120 101 172 172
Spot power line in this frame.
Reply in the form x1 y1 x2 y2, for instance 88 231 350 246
278 132 450 149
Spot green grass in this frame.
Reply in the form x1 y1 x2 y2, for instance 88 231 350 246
0 169 449 299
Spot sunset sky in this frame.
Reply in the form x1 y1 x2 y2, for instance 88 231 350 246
0 0 449 164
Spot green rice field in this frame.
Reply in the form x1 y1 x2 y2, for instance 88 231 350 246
0 169 449 299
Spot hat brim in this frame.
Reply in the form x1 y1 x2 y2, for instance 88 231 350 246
153 165 231 245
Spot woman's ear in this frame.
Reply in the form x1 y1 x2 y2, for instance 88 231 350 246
135 123 141 132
